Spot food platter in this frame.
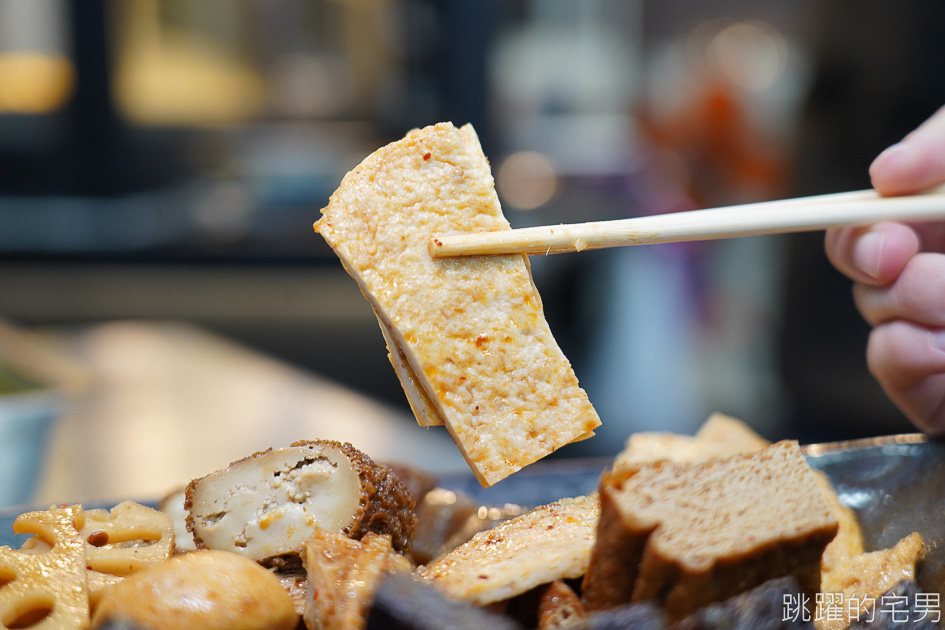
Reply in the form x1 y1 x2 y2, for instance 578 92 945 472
440 434 945 598
800 434 945 598
0 455 613 550
2 433 944 603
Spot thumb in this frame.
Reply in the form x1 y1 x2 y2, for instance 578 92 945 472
871 105 945 196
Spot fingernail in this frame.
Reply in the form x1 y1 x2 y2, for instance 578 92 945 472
853 230 884 280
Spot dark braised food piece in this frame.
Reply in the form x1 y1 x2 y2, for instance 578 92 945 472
574 576 812 630
409 487 526 565
537 580 587 629
575 602 668 630
186 439 417 561
261 553 304 573
383 461 439 504
409 488 480 565
847 580 941 630
91 622 149 630
365 572 523 630
676 576 814 630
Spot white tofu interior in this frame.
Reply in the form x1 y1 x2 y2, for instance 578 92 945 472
189 443 361 561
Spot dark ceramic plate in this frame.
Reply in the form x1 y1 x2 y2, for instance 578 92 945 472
1 435 943 595
800 434 945 598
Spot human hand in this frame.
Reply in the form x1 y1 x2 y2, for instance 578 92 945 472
824 105 945 434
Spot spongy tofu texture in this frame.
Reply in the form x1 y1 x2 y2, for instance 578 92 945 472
636 442 836 571
585 441 839 618
314 122 601 486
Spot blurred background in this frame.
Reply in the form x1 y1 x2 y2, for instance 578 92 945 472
0 0 943 501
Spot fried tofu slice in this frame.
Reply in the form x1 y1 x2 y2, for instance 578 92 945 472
613 412 770 469
373 305 443 428
583 441 839 620
419 494 599 606
816 532 925 630
314 122 601 486
302 530 407 630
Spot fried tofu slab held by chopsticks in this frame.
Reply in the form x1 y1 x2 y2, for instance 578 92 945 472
314 122 601 486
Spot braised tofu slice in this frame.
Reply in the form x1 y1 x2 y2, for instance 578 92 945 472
419 494 599 605
583 441 838 619
816 532 924 630
303 529 405 630
314 122 600 486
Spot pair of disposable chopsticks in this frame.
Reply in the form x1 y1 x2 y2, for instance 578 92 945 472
428 185 945 258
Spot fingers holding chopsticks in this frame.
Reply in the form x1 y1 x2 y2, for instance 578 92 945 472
853 252 945 327
824 104 945 435
825 221 920 286
826 223 945 436
825 106 945 286
826 103 945 283
870 104 945 197
864 320 945 435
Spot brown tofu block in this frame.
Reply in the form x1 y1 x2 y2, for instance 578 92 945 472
582 441 838 619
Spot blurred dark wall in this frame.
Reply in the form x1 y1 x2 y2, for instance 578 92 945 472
0 0 501 412
2 0 945 440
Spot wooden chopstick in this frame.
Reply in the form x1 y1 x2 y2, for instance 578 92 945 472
428 186 945 257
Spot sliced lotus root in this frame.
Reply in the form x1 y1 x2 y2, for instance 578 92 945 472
19 535 123 612
82 501 175 609
186 440 418 561
20 501 174 608
79 501 175 577
0 505 90 629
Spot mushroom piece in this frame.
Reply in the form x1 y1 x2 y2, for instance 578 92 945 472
185 440 417 561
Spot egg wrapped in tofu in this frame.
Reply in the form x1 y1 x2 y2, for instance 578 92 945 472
185 440 417 562
90 550 298 630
